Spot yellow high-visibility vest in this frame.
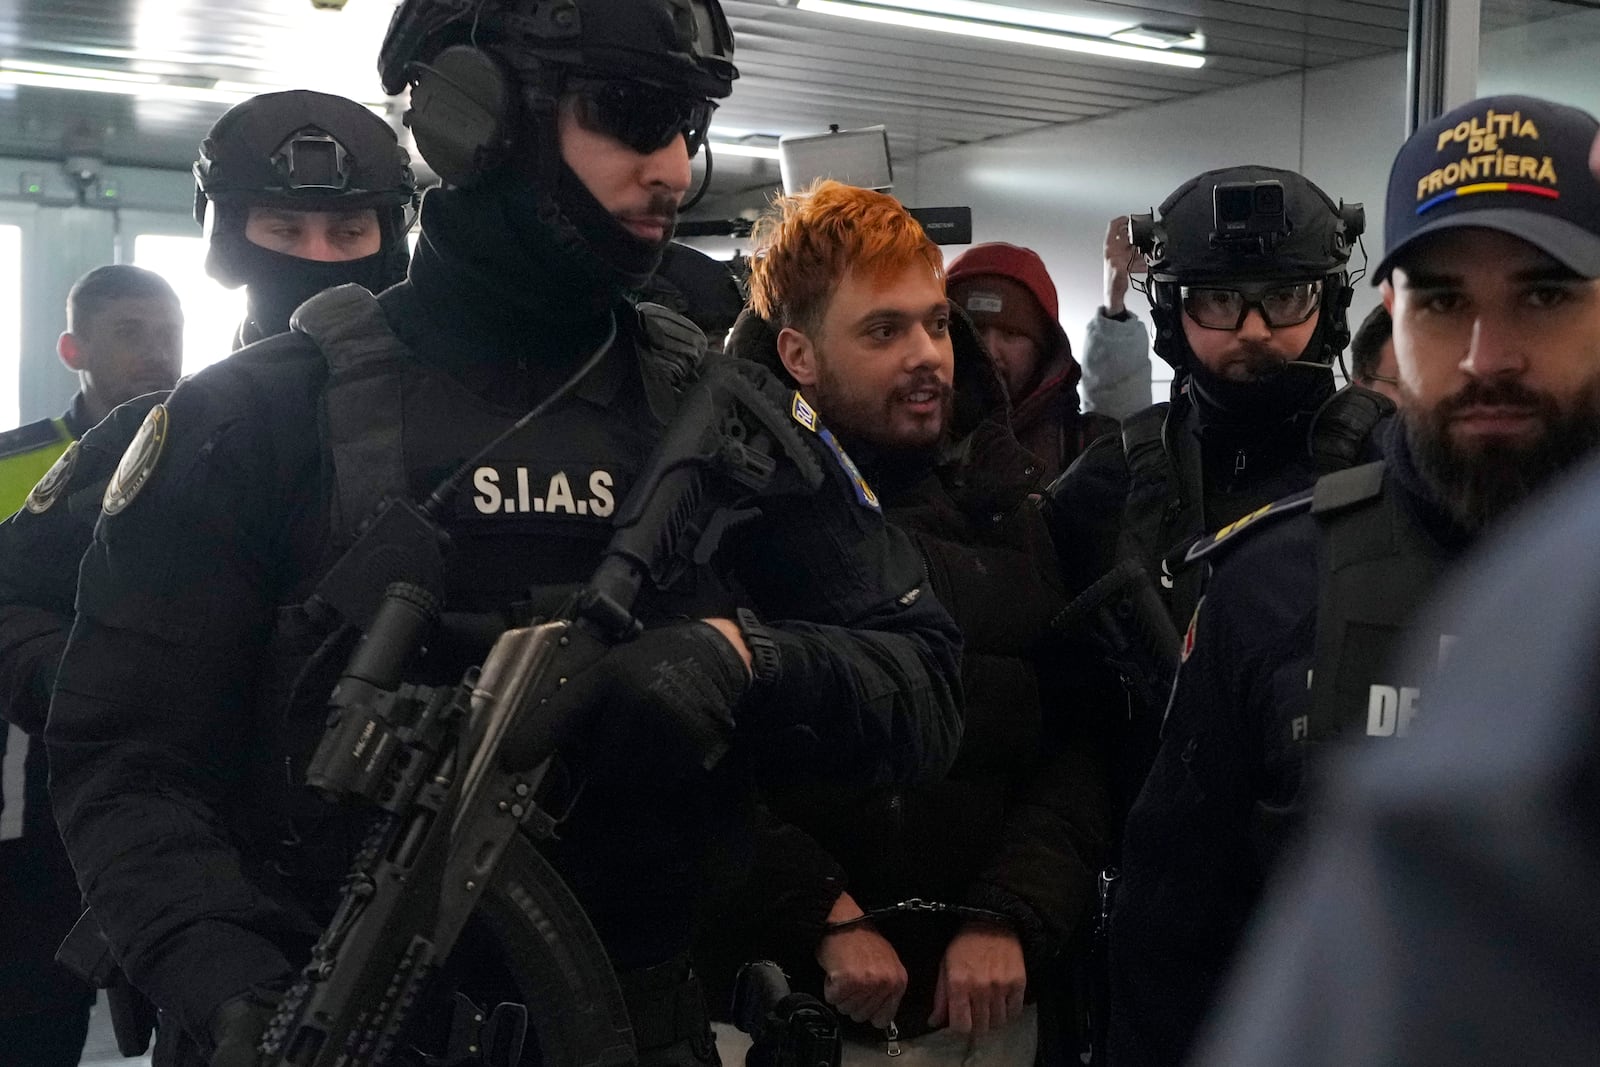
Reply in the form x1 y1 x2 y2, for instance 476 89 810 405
0 416 74 519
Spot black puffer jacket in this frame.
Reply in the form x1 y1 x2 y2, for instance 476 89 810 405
701 310 1111 1045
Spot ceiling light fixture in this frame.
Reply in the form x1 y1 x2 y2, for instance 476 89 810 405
794 0 1206 68
0 60 391 115
833 0 1130 38
0 67 251 105
1109 24 1204 50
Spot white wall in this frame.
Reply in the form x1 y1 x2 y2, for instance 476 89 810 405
903 50 1408 398
1478 9 1600 115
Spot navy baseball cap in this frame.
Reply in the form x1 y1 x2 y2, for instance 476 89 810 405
1376 94 1600 281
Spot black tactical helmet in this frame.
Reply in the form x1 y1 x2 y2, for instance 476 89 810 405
378 0 737 101
1131 164 1365 369
195 90 420 291
194 90 419 225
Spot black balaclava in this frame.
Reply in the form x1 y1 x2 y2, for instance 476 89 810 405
194 90 420 347
377 0 738 349
216 230 403 347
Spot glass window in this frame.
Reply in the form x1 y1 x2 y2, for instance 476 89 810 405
0 226 21 432
1478 1 1600 115
132 234 247 376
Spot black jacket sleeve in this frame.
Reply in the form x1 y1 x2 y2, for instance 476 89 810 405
1107 527 1317 1067
969 725 1110 970
726 432 964 786
47 372 308 1044
1041 433 1130 597
0 396 164 734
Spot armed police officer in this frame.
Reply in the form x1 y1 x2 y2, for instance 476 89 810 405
1048 166 1382 623
45 3 962 1066
1044 166 1385 816
1 88 423 730
0 93 421 1065
1110 94 1600 1067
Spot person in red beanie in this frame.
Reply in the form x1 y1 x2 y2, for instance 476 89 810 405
947 243 1128 481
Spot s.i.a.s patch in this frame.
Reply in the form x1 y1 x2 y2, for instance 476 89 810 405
789 390 880 511
24 440 80 515
103 403 169 516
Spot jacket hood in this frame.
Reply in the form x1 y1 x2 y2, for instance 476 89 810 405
1011 333 1083 428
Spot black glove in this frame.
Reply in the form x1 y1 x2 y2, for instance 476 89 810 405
556 620 750 780
208 988 281 1067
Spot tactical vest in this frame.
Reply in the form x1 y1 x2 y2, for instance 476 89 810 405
246 285 711 892
1118 384 1393 627
0 416 73 519
1307 462 1453 745
295 285 709 545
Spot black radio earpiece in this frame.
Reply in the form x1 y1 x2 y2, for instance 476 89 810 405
405 44 518 187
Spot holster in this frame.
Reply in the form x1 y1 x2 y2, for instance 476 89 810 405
617 953 717 1065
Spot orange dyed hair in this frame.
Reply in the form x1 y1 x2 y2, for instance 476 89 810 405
747 179 944 335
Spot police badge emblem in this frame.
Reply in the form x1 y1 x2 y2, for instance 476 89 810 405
23 441 80 515
103 404 169 516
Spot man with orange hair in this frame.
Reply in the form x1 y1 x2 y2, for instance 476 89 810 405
705 181 1109 1065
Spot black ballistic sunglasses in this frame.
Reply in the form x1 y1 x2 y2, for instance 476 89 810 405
568 79 717 158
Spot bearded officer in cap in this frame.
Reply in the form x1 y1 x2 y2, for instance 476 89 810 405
1110 94 1600 1067
45 3 962 1065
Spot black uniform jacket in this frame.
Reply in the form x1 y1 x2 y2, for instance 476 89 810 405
0 393 163 1019
45 257 963 1045
1048 377 1347 607
1108 426 1469 1067
1193 447 1600 1067
702 311 1109 1040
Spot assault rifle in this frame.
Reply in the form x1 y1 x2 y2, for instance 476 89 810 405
1051 557 1182 725
259 359 825 1067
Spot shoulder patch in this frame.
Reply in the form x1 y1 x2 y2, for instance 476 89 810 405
1184 488 1315 566
103 403 169 516
24 440 80 515
788 390 880 511
0 417 67 461
790 390 819 432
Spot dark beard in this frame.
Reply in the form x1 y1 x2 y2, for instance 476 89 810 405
812 361 955 464
1404 374 1600 533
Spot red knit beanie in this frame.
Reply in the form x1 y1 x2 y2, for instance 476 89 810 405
946 243 1059 322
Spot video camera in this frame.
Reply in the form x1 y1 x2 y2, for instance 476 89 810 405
1210 179 1289 253
678 124 973 246
1126 178 1293 261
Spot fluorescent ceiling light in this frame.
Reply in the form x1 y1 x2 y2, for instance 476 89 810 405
0 59 391 114
708 140 783 160
0 68 252 105
1110 25 1204 50
843 0 1129 38
796 0 1207 68
0 59 160 83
